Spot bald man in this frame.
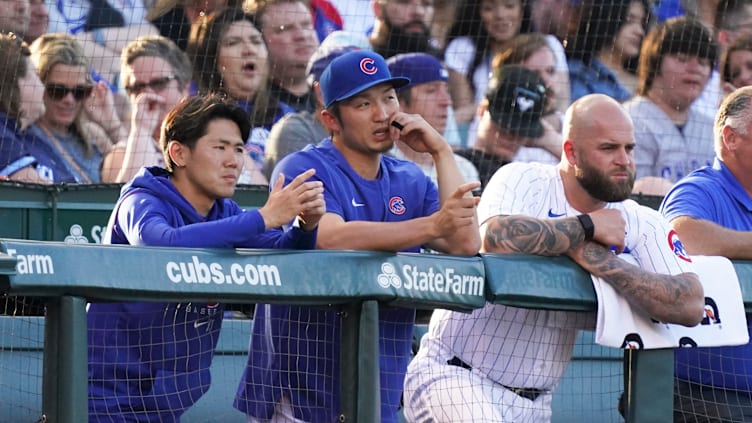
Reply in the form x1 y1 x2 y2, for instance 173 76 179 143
402 94 705 423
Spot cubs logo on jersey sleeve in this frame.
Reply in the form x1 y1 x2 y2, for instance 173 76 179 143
667 229 692 263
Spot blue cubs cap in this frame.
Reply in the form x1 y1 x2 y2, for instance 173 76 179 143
319 50 410 108
386 53 448 92
306 45 361 86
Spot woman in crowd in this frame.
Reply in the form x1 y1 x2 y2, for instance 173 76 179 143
567 0 649 103
721 33 752 98
443 0 532 145
188 7 289 185
0 32 81 183
29 33 122 183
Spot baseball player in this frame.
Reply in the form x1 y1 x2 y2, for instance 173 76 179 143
403 94 705 422
87 94 325 422
233 50 481 423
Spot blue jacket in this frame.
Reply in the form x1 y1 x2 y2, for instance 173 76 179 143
88 166 316 422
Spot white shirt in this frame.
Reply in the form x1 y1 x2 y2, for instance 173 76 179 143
426 161 695 389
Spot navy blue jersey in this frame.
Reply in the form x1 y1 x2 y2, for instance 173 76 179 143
88 166 316 422
235 139 440 423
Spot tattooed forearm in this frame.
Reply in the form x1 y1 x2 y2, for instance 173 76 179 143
574 241 704 327
482 215 585 255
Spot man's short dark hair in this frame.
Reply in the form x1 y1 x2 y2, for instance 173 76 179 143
160 93 251 173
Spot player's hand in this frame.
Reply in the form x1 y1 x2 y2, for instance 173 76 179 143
588 208 627 253
258 169 325 230
430 181 480 238
389 112 447 155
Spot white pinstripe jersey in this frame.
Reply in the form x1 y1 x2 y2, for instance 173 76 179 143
426 161 695 390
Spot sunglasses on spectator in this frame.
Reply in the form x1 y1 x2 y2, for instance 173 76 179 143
45 84 93 101
124 75 177 96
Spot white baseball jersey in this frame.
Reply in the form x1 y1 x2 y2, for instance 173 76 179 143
406 162 695 414
624 95 714 182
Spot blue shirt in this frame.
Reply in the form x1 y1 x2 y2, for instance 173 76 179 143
660 158 752 392
568 58 632 103
234 138 440 423
0 113 78 182
88 166 317 422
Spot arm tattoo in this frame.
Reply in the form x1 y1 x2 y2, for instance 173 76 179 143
483 215 585 255
578 242 700 323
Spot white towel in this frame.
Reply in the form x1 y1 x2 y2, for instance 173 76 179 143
593 255 748 349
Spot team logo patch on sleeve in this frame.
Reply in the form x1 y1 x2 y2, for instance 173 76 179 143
667 230 692 262
389 196 406 215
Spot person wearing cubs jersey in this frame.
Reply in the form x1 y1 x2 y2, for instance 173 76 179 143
403 93 705 422
661 86 752 422
87 94 325 422
234 50 481 423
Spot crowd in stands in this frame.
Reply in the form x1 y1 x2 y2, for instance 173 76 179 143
3 0 752 421
0 0 740 194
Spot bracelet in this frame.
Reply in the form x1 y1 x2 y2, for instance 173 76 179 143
576 214 594 241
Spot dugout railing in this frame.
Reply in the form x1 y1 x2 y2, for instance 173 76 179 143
0 181 744 423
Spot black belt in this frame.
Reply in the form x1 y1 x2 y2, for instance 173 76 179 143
447 356 545 402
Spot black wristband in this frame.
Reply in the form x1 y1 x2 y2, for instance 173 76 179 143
576 214 595 241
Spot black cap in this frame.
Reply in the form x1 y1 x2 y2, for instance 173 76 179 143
486 65 547 138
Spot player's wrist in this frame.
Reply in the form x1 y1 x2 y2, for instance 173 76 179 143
576 214 594 241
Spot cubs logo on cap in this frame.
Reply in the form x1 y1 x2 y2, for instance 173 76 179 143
319 50 410 108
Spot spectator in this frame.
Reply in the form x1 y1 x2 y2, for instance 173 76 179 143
721 33 752 97
529 0 579 41
0 32 77 183
30 33 122 183
101 35 192 183
403 94 705 423
0 0 30 38
148 0 241 51
247 0 320 113
660 86 752 422
188 6 288 183
566 0 649 102
49 0 161 87
454 65 551 188
328 0 372 34
234 49 480 423
694 0 752 115
444 0 532 144
262 44 359 180
387 52 479 185
492 32 567 164
623 17 717 189
87 93 325 422
26 0 49 44
369 0 440 59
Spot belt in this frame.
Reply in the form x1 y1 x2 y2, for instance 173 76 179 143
447 356 545 402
